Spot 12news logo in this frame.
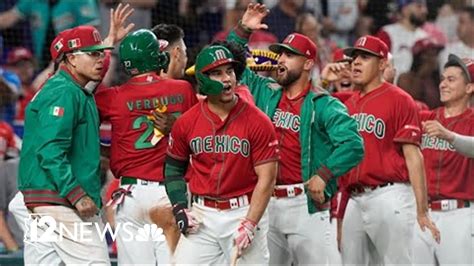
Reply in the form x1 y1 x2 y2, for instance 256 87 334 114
24 214 165 243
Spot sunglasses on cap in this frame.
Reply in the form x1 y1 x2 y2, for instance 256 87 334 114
71 50 106 59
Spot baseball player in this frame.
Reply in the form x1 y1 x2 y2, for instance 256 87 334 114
338 35 439 265
94 29 197 265
163 44 279 264
151 24 187 79
8 5 132 265
413 54 474 265
18 25 113 265
227 4 364 265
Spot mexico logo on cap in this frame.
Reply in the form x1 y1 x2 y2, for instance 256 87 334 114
68 38 81 49
92 30 101 42
214 49 227 60
356 37 367 47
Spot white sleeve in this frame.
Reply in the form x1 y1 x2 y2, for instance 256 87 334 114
451 133 474 158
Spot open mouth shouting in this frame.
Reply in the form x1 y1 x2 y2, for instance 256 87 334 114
340 80 352 88
277 65 287 76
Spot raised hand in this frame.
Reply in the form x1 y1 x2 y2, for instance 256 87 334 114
320 62 351 83
104 3 135 46
241 3 270 31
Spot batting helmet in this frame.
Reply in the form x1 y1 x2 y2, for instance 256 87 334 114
119 29 169 75
195 45 242 95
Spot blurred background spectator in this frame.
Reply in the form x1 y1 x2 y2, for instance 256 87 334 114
398 37 444 109
0 0 100 68
4 47 36 137
438 6 474 68
295 12 337 83
377 0 429 80
321 0 358 47
264 0 309 41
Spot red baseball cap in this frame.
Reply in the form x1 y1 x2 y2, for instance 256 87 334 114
412 38 444 55
269 33 317 60
344 35 389 59
50 25 113 62
332 48 352 63
7 47 34 65
445 54 474 83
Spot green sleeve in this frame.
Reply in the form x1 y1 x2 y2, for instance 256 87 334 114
315 97 364 181
227 27 277 105
164 155 188 206
15 0 33 17
34 89 86 205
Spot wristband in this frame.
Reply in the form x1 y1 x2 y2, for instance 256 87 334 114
321 79 330 89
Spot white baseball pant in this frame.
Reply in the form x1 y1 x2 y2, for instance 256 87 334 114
173 202 269 265
114 181 171 265
413 201 474 266
8 191 61 266
341 183 416 265
267 186 341 265
30 205 110 265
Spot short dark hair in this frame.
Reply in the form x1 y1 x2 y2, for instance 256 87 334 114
151 24 184 47
461 6 474 21
209 40 246 82
444 61 470 84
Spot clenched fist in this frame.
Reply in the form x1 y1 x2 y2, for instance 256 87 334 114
75 196 99 218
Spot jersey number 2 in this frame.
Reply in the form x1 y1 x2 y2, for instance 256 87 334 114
133 116 155 150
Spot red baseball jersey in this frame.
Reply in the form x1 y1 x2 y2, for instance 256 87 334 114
15 87 35 122
95 73 198 181
167 97 279 199
272 85 309 184
332 91 354 104
420 108 474 201
235 85 255 104
341 82 422 188
0 121 16 159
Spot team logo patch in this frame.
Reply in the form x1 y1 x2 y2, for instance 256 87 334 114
50 106 64 117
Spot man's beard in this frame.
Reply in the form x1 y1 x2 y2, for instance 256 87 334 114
409 14 426 27
277 69 302 87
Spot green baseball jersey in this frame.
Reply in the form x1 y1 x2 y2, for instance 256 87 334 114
15 0 100 62
19 69 102 208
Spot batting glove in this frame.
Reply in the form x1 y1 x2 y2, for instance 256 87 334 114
233 218 257 256
172 204 200 234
